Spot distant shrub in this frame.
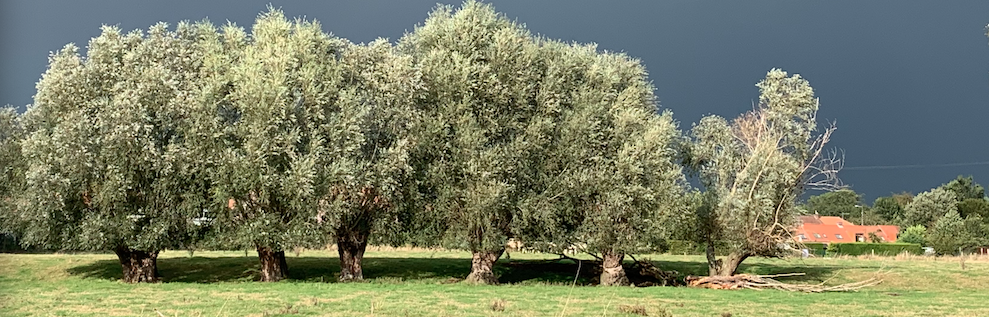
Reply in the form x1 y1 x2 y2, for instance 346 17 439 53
662 240 729 255
825 242 922 256
664 240 703 255
1 232 27 253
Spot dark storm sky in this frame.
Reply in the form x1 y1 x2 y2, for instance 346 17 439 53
1 1 987 202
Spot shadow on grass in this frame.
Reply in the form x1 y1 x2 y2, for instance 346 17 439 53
649 259 864 283
66 255 473 284
65 254 850 286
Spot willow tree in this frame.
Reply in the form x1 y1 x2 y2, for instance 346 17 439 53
312 40 422 282
398 1 552 284
197 10 349 282
0 107 25 235
16 21 223 283
515 41 689 286
688 69 839 276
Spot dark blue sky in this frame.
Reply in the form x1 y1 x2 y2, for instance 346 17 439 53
1 1 987 202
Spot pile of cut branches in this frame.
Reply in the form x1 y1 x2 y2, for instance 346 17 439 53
685 273 881 292
631 259 682 286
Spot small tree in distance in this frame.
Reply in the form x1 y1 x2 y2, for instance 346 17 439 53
898 225 927 245
941 175 985 202
872 196 905 224
903 188 957 228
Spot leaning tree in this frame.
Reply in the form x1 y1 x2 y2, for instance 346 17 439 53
688 69 839 276
514 41 690 286
16 21 223 283
398 1 552 284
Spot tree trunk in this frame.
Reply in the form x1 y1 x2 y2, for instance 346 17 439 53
465 249 503 285
708 251 749 276
114 245 160 283
336 226 370 282
600 250 630 286
256 245 289 282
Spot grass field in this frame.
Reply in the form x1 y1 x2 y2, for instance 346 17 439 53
1 248 988 316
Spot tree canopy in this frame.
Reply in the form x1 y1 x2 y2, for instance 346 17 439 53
804 189 863 217
16 2 965 287
397 1 567 284
0 107 25 233
14 21 225 282
904 188 957 228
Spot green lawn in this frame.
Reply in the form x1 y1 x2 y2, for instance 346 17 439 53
1 248 987 316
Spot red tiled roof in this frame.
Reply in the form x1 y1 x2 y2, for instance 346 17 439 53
818 216 854 226
793 216 898 243
798 215 822 225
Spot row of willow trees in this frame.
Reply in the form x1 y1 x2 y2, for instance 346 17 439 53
0 2 838 285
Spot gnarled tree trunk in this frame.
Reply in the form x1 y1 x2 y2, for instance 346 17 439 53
707 249 749 276
465 249 503 284
114 245 160 283
336 226 370 282
600 250 630 286
256 245 289 282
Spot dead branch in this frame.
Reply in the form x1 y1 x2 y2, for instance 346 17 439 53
685 273 881 292
632 260 682 286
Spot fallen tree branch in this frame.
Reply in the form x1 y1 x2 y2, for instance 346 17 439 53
685 273 881 292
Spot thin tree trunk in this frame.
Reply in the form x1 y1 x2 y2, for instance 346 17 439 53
465 249 503 284
708 251 749 276
256 245 289 282
114 245 160 283
336 226 370 282
599 250 630 286
706 238 721 276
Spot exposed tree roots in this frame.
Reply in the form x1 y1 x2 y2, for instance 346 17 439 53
551 254 683 286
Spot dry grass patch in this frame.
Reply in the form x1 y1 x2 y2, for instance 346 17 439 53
618 304 649 316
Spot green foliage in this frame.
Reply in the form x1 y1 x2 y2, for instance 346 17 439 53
311 39 422 248
525 43 688 256
799 242 828 257
928 210 969 255
825 242 922 256
903 188 957 228
689 69 833 266
898 225 927 245
872 196 904 223
396 1 690 258
662 240 729 255
804 189 862 217
957 198 989 219
17 21 224 251
194 9 364 251
0 107 25 232
941 175 985 202
662 240 705 255
398 1 546 252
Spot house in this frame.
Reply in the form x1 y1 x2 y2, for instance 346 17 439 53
793 214 899 243
976 246 989 255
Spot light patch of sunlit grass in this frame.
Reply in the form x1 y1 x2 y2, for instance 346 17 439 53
2 250 988 316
